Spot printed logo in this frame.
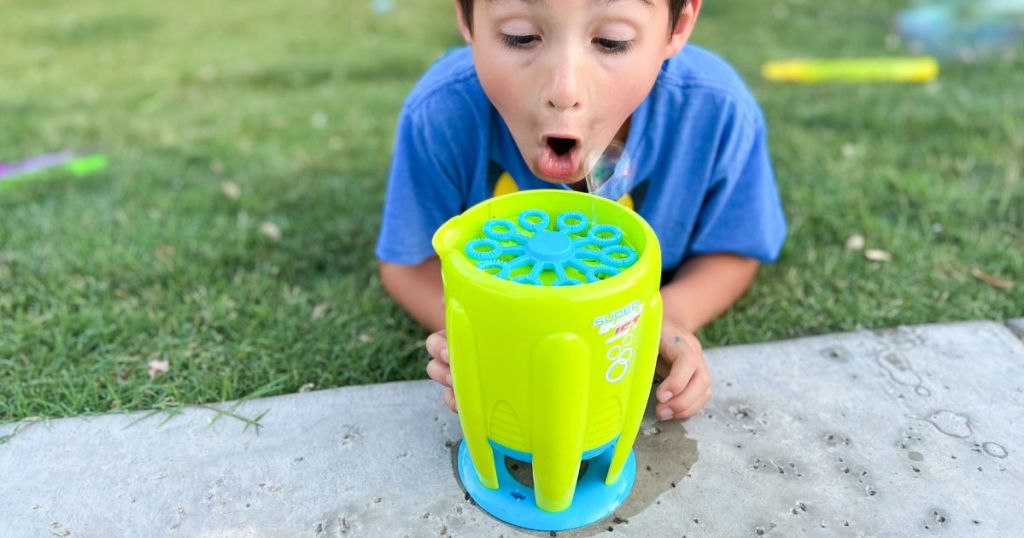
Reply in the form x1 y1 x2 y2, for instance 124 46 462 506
594 301 644 383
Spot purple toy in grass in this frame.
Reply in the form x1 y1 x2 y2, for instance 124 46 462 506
0 151 77 179
0 151 108 187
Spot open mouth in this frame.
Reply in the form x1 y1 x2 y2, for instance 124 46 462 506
538 136 582 180
548 137 577 156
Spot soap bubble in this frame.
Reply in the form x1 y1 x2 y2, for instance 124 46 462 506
585 142 634 202
897 1 1024 60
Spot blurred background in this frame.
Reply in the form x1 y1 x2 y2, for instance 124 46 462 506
1 0 1021 425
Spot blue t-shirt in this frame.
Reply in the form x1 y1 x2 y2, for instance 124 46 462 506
375 46 786 276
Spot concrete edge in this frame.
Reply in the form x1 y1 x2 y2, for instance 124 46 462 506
1 319 1021 438
1007 317 1024 341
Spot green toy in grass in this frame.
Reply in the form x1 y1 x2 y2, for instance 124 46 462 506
0 151 108 190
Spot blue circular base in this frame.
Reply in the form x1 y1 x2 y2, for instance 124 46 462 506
457 440 637 531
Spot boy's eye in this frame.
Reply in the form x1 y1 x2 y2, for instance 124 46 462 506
593 38 632 54
501 34 540 49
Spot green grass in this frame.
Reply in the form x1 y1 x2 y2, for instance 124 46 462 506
1 0 1021 424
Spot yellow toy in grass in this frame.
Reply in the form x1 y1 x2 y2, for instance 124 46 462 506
762 57 939 83
432 189 662 531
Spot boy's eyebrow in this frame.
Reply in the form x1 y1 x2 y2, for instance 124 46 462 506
597 0 654 6
487 0 654 6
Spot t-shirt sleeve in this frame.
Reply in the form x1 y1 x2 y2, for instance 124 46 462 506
375 102 466 265
685 112 787 263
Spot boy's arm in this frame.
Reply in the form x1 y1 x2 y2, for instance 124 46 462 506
660 253 759 334
379 258 446 334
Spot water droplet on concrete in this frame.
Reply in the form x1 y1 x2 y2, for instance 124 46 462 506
729 404 754 420
926 410 973 438
982 442 1008 459
819 346 850 363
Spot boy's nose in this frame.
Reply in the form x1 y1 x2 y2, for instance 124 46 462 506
546 55 584 112
547 86 581 111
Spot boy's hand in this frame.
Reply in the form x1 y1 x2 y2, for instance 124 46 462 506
654 321 711 421
425 330 457 413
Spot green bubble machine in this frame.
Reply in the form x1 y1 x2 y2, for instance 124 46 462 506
432 189 663 531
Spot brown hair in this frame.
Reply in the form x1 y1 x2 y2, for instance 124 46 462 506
458 0 691 33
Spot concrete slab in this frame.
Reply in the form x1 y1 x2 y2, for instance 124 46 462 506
1 321 1023 537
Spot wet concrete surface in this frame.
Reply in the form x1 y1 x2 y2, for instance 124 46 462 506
1 320 1022 537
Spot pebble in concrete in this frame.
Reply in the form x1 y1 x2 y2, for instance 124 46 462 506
1 321 1022 537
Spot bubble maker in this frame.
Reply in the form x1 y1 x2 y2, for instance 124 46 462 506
433 189 663 531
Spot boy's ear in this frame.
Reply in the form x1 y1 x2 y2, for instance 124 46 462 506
453 0 473 44
664 0 701 59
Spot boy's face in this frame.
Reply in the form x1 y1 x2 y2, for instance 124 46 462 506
458 0 698 184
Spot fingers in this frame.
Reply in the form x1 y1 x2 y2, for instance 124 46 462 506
425 330 449 364
657 373 712 420
655 329 711 420
426 357 452 387
656 360 695 405
425 329 452 386
659 384 712 420
442 387 458 413
426 330 456 413
656 331 701 404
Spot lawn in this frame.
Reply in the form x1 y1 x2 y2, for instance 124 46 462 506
1 0 1021 425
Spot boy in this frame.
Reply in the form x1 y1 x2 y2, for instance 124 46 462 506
375 0 786 421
